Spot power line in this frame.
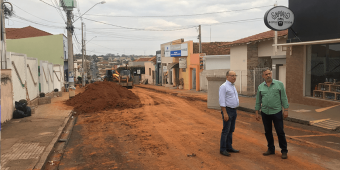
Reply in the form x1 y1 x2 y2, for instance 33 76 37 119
50 0 66 22
12 14 66 29
80 5 272 18
11 3 64 24
82 17 197 31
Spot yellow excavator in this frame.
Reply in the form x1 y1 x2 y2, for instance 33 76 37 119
104 66 134 88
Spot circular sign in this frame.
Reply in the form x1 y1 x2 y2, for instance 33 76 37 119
264 6 294 31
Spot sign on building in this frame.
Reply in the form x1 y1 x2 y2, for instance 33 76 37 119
137 69 141 74
170 43 188 57
163 66 167 71
181 43 188 56
264 6 294 31
156 54 161 63
165 45 171 57
179 58 187 68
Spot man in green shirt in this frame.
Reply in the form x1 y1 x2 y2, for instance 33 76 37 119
255 68 289 159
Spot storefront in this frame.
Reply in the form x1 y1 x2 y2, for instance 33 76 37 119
273 1 340 107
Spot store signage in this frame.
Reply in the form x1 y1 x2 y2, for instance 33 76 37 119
181 44 188 56
156 54 161 63
179 58 187 68
264 6 294 31
170 43 188 57
137 69 141 74
163 66 167 71
165 45 171 57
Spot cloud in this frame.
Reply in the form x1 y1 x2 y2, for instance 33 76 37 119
194 18 219 25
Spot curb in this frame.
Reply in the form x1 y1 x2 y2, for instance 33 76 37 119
33 111 73 170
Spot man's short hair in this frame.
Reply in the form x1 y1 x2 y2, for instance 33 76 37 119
226 71 230 76
262 68 271 74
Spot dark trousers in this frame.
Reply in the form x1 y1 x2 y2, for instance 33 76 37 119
220 107 237 152
261 111 288 153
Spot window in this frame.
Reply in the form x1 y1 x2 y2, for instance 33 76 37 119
306 43 340 101
149 68 151 76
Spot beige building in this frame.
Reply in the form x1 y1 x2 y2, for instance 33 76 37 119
226 30 288 95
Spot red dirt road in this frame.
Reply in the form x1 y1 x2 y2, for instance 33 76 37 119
58 86 340 170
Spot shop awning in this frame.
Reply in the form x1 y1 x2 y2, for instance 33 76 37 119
273 38 340 47
167 62 179 70
272 38 340 55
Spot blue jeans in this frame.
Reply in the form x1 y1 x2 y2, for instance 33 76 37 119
261 111 288 153
220 107 237 152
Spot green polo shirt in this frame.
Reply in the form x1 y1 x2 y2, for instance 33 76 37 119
255 79 289 115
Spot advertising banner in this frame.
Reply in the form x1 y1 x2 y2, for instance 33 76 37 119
181 43 188 56
165 45 171 57
156 54 161 63
179 58 187 68
170 43 188 57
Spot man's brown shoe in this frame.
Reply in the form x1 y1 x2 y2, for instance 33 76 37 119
263 150 275 156
282 152 288 159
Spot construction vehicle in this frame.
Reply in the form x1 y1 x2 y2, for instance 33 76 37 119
104 66 134 88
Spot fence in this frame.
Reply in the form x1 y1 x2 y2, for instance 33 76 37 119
234 68 267 96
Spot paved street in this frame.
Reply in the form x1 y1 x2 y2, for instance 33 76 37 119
56 86 340 170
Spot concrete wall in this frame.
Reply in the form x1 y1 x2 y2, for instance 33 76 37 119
1 70 14 123
207 76 226 109
26 57 39 100
7 34 65 66
144 61 155 84
7 52 27 104
230 45 247 71
200 69 229 91
48 63 54 92
205 55 230 70
53 64 62 91
40 61 50 94
258 38 287 57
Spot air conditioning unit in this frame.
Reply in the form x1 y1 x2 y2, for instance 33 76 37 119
60 0 77 10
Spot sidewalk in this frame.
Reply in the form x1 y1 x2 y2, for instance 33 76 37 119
1 92 74 170
136 84 340 131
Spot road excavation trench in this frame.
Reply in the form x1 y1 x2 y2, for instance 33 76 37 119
58 84 340 170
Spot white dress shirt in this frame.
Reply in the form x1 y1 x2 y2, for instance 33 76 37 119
219 80 239 108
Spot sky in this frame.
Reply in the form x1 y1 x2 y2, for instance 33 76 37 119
6 0 288 56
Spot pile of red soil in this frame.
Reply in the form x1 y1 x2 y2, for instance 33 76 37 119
66 81 142 113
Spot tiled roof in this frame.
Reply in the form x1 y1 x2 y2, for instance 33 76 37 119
227 30 288 46
6 26 53 39
193 42 231 55
150 56 157 65
134 57 152 62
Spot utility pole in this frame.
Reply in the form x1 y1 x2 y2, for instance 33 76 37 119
1 0 5 69
199 25 202 53
66 10 75 96
82 22 85 87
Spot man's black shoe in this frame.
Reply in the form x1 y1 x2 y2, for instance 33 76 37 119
263 150 275 156
220 150 231 156
227 148 240 153
281 152 288 159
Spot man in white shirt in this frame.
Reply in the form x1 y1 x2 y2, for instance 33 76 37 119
219 71 240 156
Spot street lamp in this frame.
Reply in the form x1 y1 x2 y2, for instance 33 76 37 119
77 1 105 87
73 1 105 23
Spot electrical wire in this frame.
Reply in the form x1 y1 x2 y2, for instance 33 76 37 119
12 14 66 29
11 3 64 24
50 0 66 22
80 5 273 18
82 17 197 31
